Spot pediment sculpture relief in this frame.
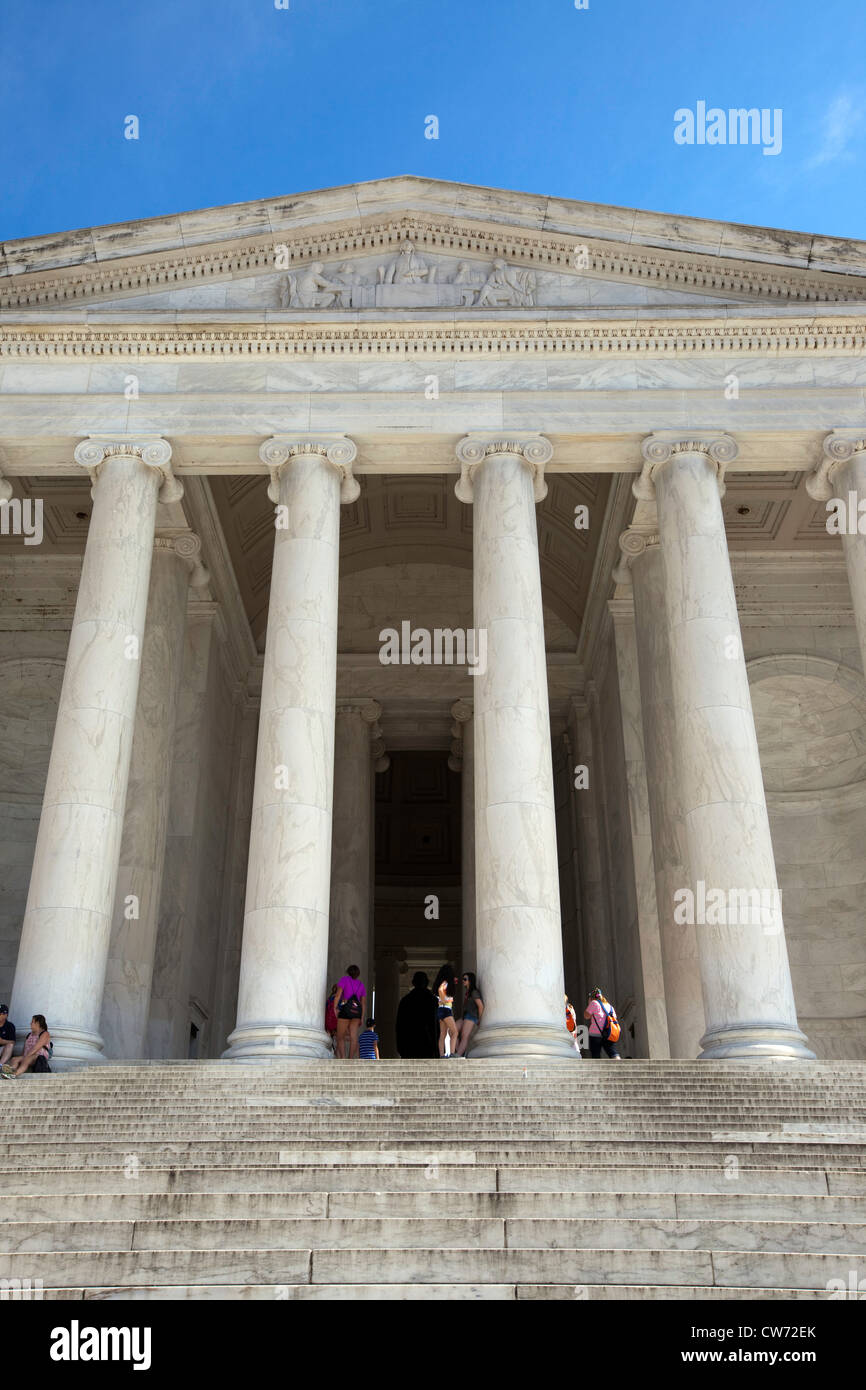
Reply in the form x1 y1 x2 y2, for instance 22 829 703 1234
279 241 537 309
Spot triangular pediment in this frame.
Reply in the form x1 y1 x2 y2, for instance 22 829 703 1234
3 177 865 316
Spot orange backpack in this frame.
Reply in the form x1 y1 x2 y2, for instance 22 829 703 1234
600 1000 621 1043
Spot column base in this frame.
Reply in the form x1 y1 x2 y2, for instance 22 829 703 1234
44 1027 108 1072
222 1022 332 1061
468 1022 579 1061
698 1021 815 1061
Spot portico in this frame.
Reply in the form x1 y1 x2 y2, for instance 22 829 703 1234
1 177 865 1065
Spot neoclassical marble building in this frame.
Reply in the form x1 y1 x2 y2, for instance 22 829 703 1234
1 176 865 1068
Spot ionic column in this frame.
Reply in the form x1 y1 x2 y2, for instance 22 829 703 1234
374 946 405 1058
327 699 385 992
224 436 358 1061
455 435 575 1060
636 433 812 1059
11 437 181 1067
100 533 209 1059
449 699 476 975
615 521 705 1057
808 433 866 680
568 697 614 995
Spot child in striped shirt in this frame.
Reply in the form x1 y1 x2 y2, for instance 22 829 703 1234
358 1018 380 1060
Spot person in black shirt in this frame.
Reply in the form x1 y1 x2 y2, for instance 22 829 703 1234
0 1005 16 1067
395 972 438 1059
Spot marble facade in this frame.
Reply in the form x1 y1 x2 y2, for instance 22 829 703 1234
0 177 865 1065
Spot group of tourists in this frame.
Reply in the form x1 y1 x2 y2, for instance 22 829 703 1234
324 962 484 1060
0 1006 53 1077
325 967 622 1060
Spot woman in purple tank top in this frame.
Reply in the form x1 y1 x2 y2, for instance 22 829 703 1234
333 965 366 1060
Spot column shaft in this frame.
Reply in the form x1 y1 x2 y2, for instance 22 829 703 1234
610 602 671 1058
374 949 404 1057
11 444 171 1066
328 704 376 991
630 541 705 1057
457 437 575 1060
225 438 357 1060
100 541 190 1058
451 701 476 975
646 438 812 1059
837 452 866 678
568 699 614 996
808 437 866 684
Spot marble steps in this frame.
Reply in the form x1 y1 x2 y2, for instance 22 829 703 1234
4 1189 865 1223
31 1282 846 1302
4 1113 860 1131
3 1144 864 1168
16 1089 865 1107
3 1106 862 1122
5 1163 861 1196
3 1100 861 1115
4 1214 866 1257
23 1069 866 1080
44 1060 863 1070
2 1064 862 1300
5 1106 861 1117
0 1246 858 1292
23 1077 866 1093
3 1149 865 1173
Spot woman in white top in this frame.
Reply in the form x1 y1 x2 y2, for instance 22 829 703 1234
432 963 458 1059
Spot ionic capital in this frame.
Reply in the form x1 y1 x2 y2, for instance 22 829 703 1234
455 434 553 504
369 711 390 774
73 436 182 503
634 433 738 501
259 435 359 504
806 431 866 501
448 699 473 771
336 697 382 725
154 531 210 588
612 526 660 587
336 698 388 769
451 698 474 725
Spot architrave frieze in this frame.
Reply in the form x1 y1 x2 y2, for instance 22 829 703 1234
2 212 864 311
0 317 864 359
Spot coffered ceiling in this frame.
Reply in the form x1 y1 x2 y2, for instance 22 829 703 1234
210 470 612 652
0 468 844 656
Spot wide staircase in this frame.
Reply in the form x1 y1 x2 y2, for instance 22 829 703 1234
1 1060 864 1300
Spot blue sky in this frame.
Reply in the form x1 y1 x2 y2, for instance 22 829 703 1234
1 0 864 243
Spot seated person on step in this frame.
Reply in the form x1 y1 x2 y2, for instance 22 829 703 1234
2 1014 51 1077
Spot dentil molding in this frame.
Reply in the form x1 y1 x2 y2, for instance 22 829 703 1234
1 319 864 360
2 212 862 311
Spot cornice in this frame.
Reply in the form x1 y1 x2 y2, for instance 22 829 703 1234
1 318 864 359
2 212 863 312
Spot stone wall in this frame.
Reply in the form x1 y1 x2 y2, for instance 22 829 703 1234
747 652 866 1060
0 558 77 1011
